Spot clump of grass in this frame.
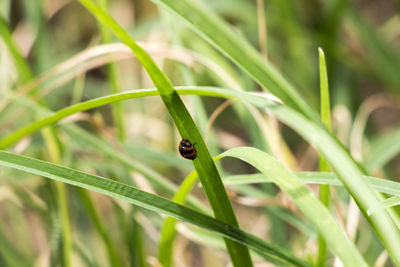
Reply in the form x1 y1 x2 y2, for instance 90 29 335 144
1 0 400 266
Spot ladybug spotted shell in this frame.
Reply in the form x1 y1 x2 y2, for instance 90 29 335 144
179 139 197 160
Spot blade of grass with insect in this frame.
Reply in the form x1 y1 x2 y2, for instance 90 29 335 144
0 150 311 267
159 150 369 266
76 1 253 266
160 142 367 266
317 47 331 266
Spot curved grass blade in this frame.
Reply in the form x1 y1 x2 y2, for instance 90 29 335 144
220 147 367 266
0 150 310 267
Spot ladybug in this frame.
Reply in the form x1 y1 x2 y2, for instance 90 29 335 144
179 139 197 160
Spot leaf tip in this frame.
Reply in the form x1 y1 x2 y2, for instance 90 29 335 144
318 47 325 56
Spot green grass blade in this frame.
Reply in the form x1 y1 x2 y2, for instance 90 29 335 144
0 90 158 149
0 150 310 267
224 172 400 196
317 47 331 266
318 48 331 132
220 147 368 266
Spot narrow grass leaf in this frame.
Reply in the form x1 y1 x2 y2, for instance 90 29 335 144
223 172 400 196
0 151 310 267
317 47 331 266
